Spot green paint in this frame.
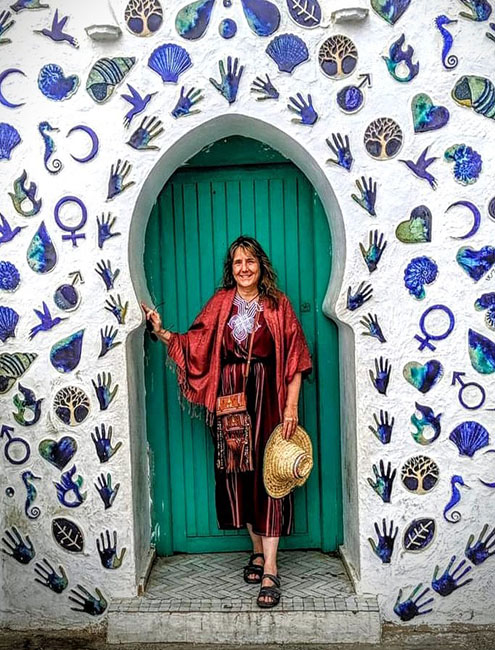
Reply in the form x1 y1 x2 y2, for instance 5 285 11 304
144 137 342 555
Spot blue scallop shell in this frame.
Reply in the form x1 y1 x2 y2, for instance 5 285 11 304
148 43 192 83
50 330 84 373
0 306 19 342
456 245 495 281
0 123 21 161
0 261 20 292
38 64 80 101
468 328 495 374
404 256 438 299
449 421 489 457
266 33 309 73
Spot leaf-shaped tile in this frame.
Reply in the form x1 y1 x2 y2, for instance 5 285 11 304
403 518 436 552
286 0 321 28
52 517 84 553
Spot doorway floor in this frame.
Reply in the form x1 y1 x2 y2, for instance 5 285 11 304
107 551 381 644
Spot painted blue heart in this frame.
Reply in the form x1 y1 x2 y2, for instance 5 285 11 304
403 360 444 393
371 0 411 25
456 246 495 281
39 436 77 470
412 94 450 133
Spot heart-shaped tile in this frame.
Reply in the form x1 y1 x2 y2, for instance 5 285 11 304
371 0 411 24
456 245 495 281
403 360 444 393
39 436 77 470
396 205 432 243
412 94 450 133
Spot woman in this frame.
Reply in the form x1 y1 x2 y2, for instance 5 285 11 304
141 236 312 608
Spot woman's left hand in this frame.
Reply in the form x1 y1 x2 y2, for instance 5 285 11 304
282 404 299 440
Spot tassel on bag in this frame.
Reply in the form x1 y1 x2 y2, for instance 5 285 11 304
216 412 254 473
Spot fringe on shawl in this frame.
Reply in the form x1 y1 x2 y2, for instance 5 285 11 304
165 354 215 427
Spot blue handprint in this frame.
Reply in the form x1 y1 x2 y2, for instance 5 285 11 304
91 423 122 463
1 526 35 564
465 524 495 565
126 115 163 150
250 74 279 101
346 281 373 311
54 465 87 508
95 472 120 510
368 409 394 444
287 93 318 125
95 260 120 291
368 518 398 563
99 326 121 358
107 159 135 201
359 230 387 273
359 313 386 343
394 584 434 622
326 132 353 171
367 459 396 503
92 372 118 411
432 555 473 596
0 10 14 44
69 585 107 616
351 176 377 216
104 294 128 325
369 356 391 395
209 56 244 104
172 86 203 118
96 530 126 570
97 213 121 249
34 558 68 594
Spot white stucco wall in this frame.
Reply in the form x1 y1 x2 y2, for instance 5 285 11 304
1 0 494 630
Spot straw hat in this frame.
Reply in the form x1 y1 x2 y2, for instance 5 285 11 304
263 424 313 499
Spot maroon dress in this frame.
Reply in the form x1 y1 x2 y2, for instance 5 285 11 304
213 294 294 537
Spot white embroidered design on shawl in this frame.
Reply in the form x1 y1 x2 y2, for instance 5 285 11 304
227 294 263 344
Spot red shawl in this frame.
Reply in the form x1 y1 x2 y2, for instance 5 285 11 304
166 287 312 424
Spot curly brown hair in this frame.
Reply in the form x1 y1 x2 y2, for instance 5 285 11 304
221 235 280 308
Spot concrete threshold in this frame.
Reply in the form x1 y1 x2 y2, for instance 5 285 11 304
106 550 381 645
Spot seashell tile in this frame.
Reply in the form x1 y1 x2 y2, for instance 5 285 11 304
86 57 136 104
265 33 309 73
0 123 21 161
148 43 192 83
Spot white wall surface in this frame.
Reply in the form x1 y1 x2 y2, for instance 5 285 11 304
0 0 494 629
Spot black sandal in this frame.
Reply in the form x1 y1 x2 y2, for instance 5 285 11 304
256 573 281 608
243 552 264 584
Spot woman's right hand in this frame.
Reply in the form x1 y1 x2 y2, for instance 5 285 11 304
141 301 162 333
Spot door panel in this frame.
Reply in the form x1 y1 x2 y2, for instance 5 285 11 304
144 161 342 554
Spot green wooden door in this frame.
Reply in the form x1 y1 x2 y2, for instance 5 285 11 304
144 141 342 555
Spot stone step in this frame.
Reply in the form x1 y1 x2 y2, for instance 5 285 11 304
107 594 381 645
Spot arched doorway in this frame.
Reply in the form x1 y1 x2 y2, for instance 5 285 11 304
143 136 342 555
